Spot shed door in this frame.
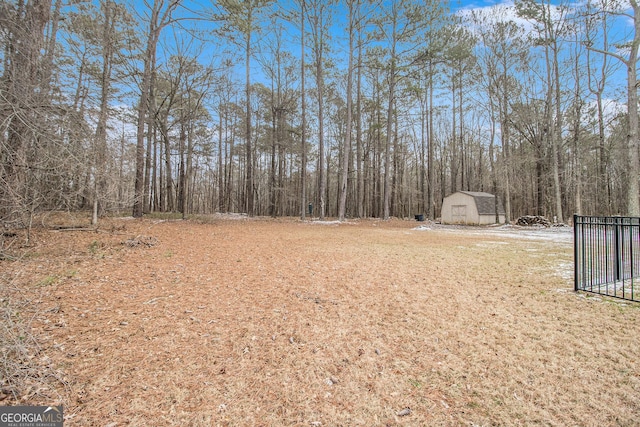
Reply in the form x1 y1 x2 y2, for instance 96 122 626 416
451 205 467 223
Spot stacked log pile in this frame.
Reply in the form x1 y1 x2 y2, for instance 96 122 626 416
516 215 551 227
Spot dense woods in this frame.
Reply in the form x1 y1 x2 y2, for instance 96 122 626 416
1 0 638 226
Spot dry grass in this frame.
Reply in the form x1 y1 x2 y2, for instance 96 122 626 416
2 217 639 426
0 260 68 403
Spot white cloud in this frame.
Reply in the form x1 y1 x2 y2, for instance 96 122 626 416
587 97 626 124
456 0 534 34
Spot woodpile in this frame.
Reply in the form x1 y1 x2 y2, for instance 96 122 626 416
516 215 551 227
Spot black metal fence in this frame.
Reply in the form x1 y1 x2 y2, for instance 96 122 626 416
574 215 640 302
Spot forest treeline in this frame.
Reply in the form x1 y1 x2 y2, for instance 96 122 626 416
1 0 639 227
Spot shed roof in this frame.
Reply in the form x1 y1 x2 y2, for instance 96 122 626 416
458 191 506 216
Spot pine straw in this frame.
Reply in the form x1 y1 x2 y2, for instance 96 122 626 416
1 263 69 404
3 217 640 426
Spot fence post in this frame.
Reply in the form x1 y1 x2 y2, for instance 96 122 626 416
615 216 622 282
574 214 579 292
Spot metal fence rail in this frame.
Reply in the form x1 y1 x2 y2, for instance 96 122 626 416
574 215 640 302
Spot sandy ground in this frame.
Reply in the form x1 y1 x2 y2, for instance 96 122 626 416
2 216 639 426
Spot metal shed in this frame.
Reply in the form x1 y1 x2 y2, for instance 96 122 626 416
441 191 506 225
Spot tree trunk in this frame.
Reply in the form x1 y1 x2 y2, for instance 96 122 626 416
625 0 640 215
245 26 254 216
551 37 564 223
450 70 458 194
383 13 397 220
92 0 115 225
218 106 224 212
134 0 177 217
427 60 435 220
339 0 354 221
356 19 364 218
310 1 328 220
300 0 307 220
134 21 154 217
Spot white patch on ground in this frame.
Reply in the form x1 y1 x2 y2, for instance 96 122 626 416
211 212 249 220
413 223 575 287
413 224 432 231
556 262 574 281
306 220 360 226
475 241 509 248
413 223 573 244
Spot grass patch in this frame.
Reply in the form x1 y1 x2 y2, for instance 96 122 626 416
36 275 58 287
144 212 185 220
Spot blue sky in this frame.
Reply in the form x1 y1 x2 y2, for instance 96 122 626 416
121 0 631 121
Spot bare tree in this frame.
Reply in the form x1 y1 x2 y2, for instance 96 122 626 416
338 0 357 221
516 0 571 223
307 0 333 220
0 0 51 224
583 0 640 215
471 10 529 223
374 0 447 219
216 0 274 216
133 0 181 218
92 0 134 224
584 0 618 214
300 0 307 220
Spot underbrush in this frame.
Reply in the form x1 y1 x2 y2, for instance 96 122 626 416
0 287 41 402
0 270 67 404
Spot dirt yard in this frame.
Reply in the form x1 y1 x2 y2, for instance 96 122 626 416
2 216 639 426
